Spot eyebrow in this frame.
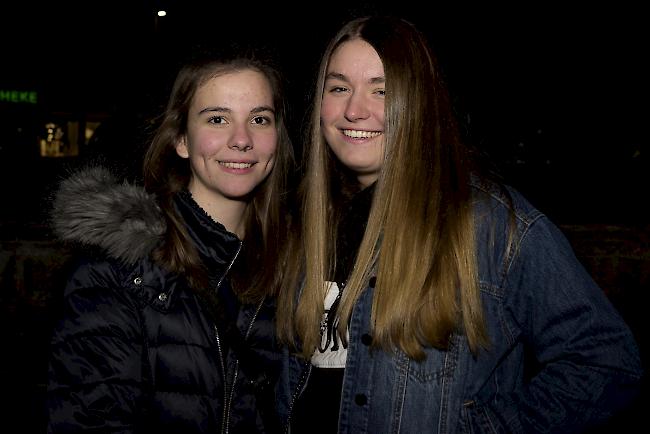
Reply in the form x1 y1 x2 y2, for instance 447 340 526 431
198 105 275 115
325 72 385 84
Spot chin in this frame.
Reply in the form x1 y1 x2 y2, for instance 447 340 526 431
222 188 258 201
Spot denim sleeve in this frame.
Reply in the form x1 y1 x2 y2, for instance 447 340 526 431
497 215 643 433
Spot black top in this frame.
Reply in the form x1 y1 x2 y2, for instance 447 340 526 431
291 184 374 433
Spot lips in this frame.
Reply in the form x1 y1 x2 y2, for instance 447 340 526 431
219 161 254 169
342 129 382 139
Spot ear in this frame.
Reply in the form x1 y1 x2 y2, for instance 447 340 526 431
175 136 189 158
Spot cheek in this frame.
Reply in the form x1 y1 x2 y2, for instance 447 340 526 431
188 129 224 155
372 104 385 126
254 131 278 160
320 97 339 125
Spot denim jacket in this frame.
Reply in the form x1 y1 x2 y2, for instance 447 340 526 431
276 182 642 433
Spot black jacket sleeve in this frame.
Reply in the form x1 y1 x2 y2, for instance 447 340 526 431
47 257 146 433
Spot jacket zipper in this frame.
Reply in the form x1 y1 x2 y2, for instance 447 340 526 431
285 360 312 433
214 239 242 434
222 294 266 433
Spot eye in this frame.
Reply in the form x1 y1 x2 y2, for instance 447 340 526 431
208 116 226 124
328 85 348 93
375 89 386 97
251 115 271 125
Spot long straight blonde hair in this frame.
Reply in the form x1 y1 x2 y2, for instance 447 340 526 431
277 16 488 360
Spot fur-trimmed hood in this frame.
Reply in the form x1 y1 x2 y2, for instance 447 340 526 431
51 166 166 264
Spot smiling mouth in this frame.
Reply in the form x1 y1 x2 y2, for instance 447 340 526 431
219 162 253 169
342 129 383 139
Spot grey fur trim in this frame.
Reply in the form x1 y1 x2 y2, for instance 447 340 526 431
52 166 166 264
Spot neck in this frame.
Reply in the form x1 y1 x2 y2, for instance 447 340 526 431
188 186 247 238
209 202 247 238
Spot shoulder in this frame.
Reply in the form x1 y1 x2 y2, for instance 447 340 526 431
469 177 581 271
468 177 574 260
50 253 156 352
61 249 181 312
63 250 142 297
65 248 129 281
51 166 166 265
469 177 546 230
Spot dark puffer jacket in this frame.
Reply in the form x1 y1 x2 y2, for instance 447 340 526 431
47 167 281 433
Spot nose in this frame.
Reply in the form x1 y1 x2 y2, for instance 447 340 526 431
344 92 370 122
228 124 253 151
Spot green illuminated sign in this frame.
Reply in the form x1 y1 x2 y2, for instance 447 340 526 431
0 89 37 104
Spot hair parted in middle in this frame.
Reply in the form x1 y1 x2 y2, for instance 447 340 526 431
277 15 489 360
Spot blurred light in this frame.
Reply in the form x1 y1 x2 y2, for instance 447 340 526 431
157 10 167 17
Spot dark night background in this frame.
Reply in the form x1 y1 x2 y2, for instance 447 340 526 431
0 1 647 431
1 1 647 224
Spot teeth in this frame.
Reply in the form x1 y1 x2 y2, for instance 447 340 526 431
343 129 382 138
220 162 253 169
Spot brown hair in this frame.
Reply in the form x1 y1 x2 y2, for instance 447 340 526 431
277 16 488 359
143 55 294 301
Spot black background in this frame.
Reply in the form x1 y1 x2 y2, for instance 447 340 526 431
1 0 647 225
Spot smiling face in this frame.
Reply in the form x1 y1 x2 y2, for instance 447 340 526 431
175 69 277 210
321 38 385 187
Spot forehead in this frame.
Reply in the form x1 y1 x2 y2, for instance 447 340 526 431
194 69 273 104
327 39 384 78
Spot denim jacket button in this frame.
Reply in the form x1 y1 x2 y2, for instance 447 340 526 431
361 334 373 346
158 293 168 302
354 394 367 406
